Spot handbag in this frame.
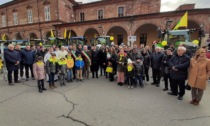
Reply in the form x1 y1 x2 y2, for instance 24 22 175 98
185 83 191 90
106 67 113 73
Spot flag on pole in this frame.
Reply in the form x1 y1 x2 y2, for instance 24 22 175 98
63 29 67 39
2 34 6 41
68 30 71 39
50 29 55 38
68 30 71 45
173 11 188 30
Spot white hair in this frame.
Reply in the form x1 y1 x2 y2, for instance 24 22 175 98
155 47 161 50
8 44 14 48
178 46 186 52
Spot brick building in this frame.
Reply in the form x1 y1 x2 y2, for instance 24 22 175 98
0 0 210 47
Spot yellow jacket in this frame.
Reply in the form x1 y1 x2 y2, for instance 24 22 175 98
66 56 74 68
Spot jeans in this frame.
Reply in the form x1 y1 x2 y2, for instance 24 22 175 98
67 69 72 81
48 73 55 85
135 75 143 86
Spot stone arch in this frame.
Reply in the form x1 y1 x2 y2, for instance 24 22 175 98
29 33 38 40
84 28 99 44
107 26 128 45
67 30 77 37
134 23 158 46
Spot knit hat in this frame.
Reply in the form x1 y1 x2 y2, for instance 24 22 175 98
127 58 132 64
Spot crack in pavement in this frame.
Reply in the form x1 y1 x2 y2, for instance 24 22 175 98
50 90 91 126
170 115 210 122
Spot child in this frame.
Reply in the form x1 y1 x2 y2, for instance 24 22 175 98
33 56 46 93
126 59 135 89
66 51 74 82
75 54 84 81
134 57 145 88
58 57 67 86
106 60 114 82
46 53 58 89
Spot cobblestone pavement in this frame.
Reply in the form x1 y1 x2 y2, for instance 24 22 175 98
0 74 210 126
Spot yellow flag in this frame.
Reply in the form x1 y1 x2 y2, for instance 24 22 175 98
2 34 6 41
173 11 188 30
63 29 67 39
50 29 55 38
68 30 71 39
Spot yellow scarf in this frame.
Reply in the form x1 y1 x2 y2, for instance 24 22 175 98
76 57 83 61
127 65 133 72
58 59 67 65
119 54 124 61
36 61 44 66
49 57 58 64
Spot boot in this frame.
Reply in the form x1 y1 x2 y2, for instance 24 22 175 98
42 83 47 91
38 84 42 93
49 83 53 89
52 83 57 88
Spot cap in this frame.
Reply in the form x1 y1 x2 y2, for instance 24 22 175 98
127 58 133 64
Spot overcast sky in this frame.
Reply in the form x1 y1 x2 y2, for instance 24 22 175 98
0 0 209 12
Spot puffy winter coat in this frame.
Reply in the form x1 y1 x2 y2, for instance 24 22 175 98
33 62 45 80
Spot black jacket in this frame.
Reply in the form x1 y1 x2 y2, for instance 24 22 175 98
151 52 164 69
168 54 190 80
4 49 21 71
142 53 151 68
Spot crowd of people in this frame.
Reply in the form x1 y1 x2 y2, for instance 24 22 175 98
3 42 210 106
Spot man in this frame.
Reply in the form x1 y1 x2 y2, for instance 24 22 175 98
15 44 24 79
36 46 47 59
98 45 106 76
91 45 99 78
168 46 190 100
4 44 21 85
22 45 36 81
58 46 68 59
150 47 164 87
128 48 144 63
82 45 91 79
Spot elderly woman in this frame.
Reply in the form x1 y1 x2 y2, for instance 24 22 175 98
188 48 210 105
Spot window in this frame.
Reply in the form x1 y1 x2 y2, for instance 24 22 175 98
140 34 147 45
13 13 18 25
117 35 123 45
2 15 6 27
44 6 51 21
80 12 84 21
98 10 103 20
118 7 124 17
27 9 33 23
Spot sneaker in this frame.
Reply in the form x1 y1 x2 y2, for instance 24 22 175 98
163 88 168 91
131 86 134 89
26 78 29 81
128 86 130 89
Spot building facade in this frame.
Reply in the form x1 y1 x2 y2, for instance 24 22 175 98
0 0 210 47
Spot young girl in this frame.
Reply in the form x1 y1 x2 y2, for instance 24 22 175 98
106 60 114 81
33 56 46 93
75 54 84 81
126 59 135 89
66 51 74 82
58 57 67 86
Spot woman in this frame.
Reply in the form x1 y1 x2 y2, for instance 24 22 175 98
116 46 127 86
141 48 150 83
188 48 210 105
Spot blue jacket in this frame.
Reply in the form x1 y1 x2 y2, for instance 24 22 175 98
75 59 84 68
168 54 190 80
22 49 35 65
151 52 164 69
4 49 21 71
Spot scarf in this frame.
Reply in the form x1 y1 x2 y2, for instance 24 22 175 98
36 61 44 67
127 65 133 72
58 59 67 65
49 57 58 64
76 57 83 61
119 54 124 61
